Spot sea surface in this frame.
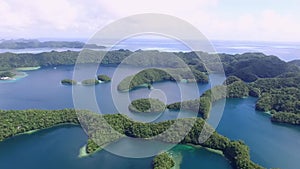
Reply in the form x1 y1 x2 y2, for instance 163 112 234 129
0 65 299 169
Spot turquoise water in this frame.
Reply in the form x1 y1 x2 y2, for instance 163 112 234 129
216 98 300 169
0 125 231 169
0 65 299 169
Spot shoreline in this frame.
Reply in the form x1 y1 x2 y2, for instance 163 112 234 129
78 145 89 158
13 123 79 138
15 66 41 71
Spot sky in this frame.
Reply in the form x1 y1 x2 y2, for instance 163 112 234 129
1 0 300 42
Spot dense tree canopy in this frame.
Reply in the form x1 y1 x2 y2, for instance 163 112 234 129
152 153 175 169
97 74 111 82
61 79 77 85
81 79 100 85
249 73 300 125
0 39 105 49
167 79 249 119
1 50 297 82
129 98 166 113
0 71 16 78
0 109 78 141
0 109 265 169
118 68 208 91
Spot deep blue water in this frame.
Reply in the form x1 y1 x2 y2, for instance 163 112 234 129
0 65 299 169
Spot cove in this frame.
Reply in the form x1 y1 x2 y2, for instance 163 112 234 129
0 124 231 169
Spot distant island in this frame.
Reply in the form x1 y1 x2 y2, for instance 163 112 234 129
61 79 77 85
0 39 106 49
61 75 111 86
128 98 166 113
97 74 111 82
81 79 100 86
0 49 298 82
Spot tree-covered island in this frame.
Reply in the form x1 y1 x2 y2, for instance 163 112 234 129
97 74 111 82
118 68 208 91
61 79 77 85
81 79 100 86
0 109 264 169
129 98 166 113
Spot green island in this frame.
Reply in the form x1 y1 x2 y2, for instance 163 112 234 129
167 77 249 119
167 73 300 126
81 79 100 86
118 68 208 91
2 50 296 82
97 74 111 82
152 152 175 169
0 39 105 49
61 79 77 85
0 109 264 169
249 72 300 125
0 71 16 79
128 98 166 113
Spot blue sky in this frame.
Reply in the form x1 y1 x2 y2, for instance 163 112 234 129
0 0 299 42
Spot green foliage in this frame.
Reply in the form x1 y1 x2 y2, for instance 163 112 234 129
0 109 264 169
224 141 264 169
86 139 100 154
167 81 249 119
167 97 211 119
223 76 242 85
118 68 172 91
61 79 77 85
118 68 208 91
288 60 300 68
255 87 300 113
0 39 90 49
0 109 78 141
84 113 263 169
81 79 100 85
129 98 166 113
0 49 297 82
219 52 298 82
0 71 16 78
227 81 249 98
248 87 261 97
249 73 300 93
248 73 300 125
271 112 300 125
152 153 175 169
97 74 111 82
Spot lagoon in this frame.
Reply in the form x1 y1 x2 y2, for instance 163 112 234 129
0 65 299 169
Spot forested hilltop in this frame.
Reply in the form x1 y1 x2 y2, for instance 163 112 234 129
288 60 300 68
0 109 264 169
0 39 105 49
0 50 298 82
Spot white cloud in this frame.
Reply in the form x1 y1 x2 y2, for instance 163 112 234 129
0 0 299 42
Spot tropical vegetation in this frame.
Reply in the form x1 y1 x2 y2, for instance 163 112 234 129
61 79 77 85
97 74 111 82
129 98 166 113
